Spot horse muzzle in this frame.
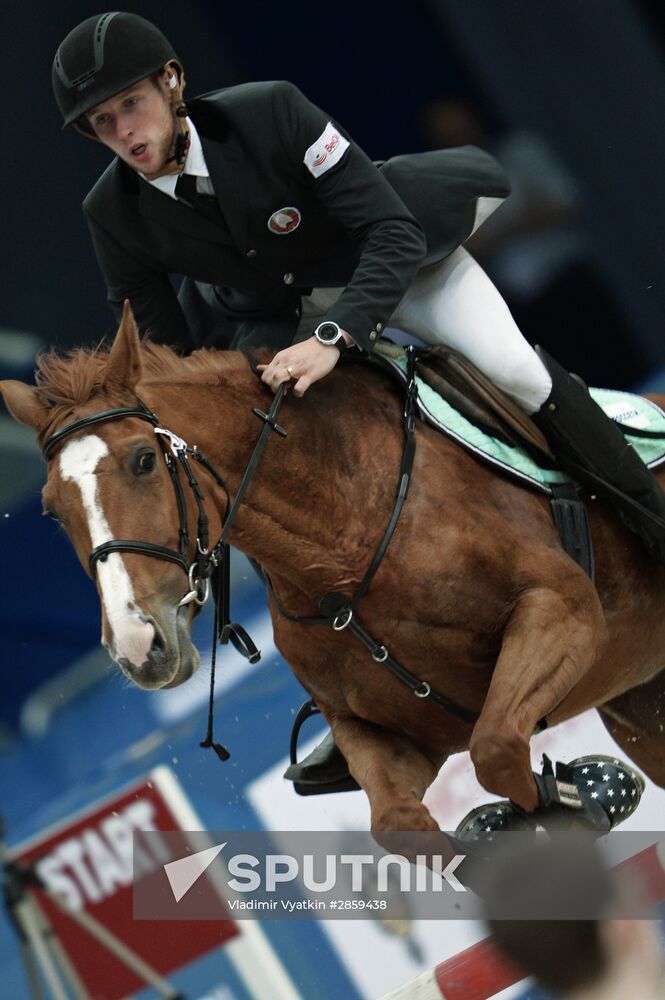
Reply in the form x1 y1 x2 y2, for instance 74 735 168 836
109 605 199 690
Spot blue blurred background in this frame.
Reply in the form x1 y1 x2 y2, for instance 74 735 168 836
1 1 665 997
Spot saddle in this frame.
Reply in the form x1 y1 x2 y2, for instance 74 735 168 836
376 341 554 464
373 341 594 580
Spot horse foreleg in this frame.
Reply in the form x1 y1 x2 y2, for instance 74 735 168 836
329 717 482 885
469 582 606 810
328 715 441 833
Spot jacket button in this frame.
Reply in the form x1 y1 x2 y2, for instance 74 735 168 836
283 272 294 285
369 331 377 341
376 322 383 333
246 249 257 258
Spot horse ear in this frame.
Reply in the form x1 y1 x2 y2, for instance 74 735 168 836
104 300 143 391
0 380 50 432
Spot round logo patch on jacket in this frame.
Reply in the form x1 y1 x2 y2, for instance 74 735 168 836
267 207 301 234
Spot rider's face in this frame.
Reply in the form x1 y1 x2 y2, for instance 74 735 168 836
87 74 178 178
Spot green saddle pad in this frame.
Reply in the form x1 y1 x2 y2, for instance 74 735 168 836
383 353 665 494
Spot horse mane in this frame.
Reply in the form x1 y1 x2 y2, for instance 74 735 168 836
35 344 107 408
140 343 253 383
34 338 254 418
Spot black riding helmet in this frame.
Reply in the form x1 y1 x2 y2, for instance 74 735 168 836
53 11 180 129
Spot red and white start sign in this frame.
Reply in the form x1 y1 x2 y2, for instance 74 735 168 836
12 767 238 1000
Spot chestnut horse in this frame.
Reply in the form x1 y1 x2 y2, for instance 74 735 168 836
2 305 665 838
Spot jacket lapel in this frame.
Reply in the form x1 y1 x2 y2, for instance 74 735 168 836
137 177 229 244
200 133 248 252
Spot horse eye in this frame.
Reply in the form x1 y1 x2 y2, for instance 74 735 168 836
135 451 156 475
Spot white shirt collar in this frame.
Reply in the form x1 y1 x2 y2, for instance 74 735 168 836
141 117 209 200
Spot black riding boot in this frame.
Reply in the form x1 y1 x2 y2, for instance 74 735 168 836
533 347 665 563
283 700 358 794
283 730 359 795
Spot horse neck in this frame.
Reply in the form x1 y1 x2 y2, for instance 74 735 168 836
140 366 366 596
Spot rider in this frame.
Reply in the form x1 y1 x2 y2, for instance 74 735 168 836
52 12 665 794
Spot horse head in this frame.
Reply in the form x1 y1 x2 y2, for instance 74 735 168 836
0 303 206 690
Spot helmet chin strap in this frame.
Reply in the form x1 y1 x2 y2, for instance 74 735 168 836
167 105 191 166
138 124 188 180
152 73 190 174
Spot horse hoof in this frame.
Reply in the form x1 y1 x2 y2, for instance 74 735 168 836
455 754 645 839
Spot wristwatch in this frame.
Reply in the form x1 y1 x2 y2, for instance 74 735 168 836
314 321 349 356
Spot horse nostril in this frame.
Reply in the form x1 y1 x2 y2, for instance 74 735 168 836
149 625 167 662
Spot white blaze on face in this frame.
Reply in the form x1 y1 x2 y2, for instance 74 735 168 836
59 435 155 668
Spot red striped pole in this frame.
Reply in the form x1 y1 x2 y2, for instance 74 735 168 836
378 938 523 1000
378 841 665 1000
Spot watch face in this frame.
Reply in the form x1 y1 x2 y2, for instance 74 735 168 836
316 322 341 343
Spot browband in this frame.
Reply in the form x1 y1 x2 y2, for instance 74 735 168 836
42 405 158 461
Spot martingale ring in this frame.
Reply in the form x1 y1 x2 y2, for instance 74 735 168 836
332 608 353 631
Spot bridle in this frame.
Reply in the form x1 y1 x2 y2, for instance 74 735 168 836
42 401 230 608
41 387 291 763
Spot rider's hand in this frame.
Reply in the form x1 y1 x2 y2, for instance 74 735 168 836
257 333 351 397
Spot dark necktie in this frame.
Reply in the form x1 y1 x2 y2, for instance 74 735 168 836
175 172 223 226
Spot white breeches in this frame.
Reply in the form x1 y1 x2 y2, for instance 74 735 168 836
299 246 553 414
390 247 552 413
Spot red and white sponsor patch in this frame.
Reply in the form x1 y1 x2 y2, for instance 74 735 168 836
304 121 350 178
267 206 302 234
